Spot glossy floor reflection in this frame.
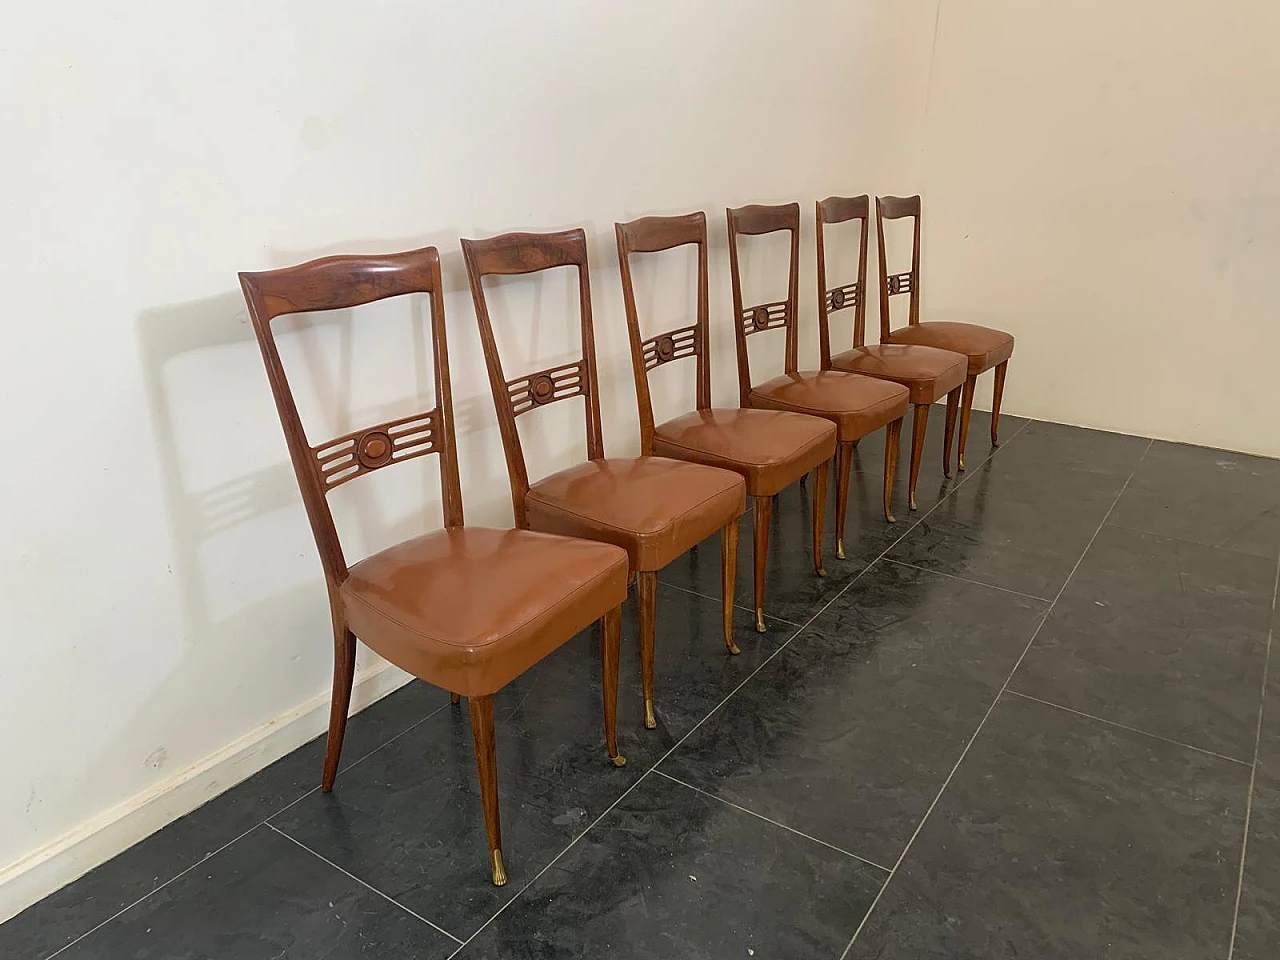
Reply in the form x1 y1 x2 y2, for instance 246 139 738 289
4 414 1278 960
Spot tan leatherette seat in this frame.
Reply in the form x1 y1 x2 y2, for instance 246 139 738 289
239 245 629 890
614 212 838 634
815 194 969 510
877 194 1015 469
461 228 746 732
725 202 911 559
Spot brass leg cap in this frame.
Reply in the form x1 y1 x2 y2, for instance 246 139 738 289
817 567 828 578
909 494 918 511
836 539 845 560
959 455 966 471
886 512 896 524
755 609 767 633
726 640 741 656
944 469 953 480
491 849 508 887
610 754 627 768
644 699 657 730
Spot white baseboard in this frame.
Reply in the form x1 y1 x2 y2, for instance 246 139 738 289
0 661 413 924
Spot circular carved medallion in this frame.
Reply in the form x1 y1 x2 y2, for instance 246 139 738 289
357 431 393 468
656 335 676 361
831 288 846 309
530 375 556 404
752 306 770 331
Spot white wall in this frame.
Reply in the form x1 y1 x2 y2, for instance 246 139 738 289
914 0 1280 457
0 0 934 915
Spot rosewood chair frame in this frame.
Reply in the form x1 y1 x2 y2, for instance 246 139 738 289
816 195 962 508
239 246 624 888
615 211 831 634
462 228 740 729
877 195 1010 468
726 202 903 558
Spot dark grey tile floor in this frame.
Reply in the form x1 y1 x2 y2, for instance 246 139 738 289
5 413 1279 959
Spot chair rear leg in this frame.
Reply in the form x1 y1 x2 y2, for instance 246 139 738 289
884 417 902 523
958 373 977 470
752 495 772 633
908 404 930 511
721 519 741 654
943 387 961 478
322 624 356 792
468 694 506 886
812 458 829 575
991 361 1009 446
835 442 853 559
638 571 658 728
600 606 626 766
450 692 461 705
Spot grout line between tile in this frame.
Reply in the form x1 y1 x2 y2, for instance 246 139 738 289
651 769 892 873
838 435 1149 959
266 824 462 944
38 696 455 960
443 426 1029 958
656 578 804 627
881 558 1053 603
1227 546 1280 959
1003 689 1252 766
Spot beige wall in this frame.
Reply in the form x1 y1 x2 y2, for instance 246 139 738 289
916 0 1280 456
0 0 933 916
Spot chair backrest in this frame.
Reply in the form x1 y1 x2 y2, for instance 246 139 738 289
725 202 801 404
615 212 712 455
239 246 463 589
875 194 923 337
815 194 872 368
461 228 605 527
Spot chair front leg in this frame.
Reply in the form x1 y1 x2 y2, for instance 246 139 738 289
322 623 356 792
991 361 1009 446
600 605 625 766
812 458 830 575
884 417 903 523
752 495 772 633
835 442 853 559
721 519 741 654
958 373 977 470
468 694 506 886
637 571 658 729
908 404 930 511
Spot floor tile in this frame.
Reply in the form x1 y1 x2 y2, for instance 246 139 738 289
271 589 779 940
1233 763 1280 960
1109 440 1280 559
455 773 886 960
0 680 446 960
848 694 1251 960
1012 525 1273 759
888 441 1135 598
659 561 1046 865
54 825 454 960
982 418 1151 477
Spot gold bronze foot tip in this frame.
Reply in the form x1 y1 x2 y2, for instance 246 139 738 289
610 753 628 768
755 609 767 633
959 456 966 471
491 849 508 887
817 567 828 578
836 539 845 560
886 512 896 524
726 641 741 656
944 469 953 480
909 495 918 511
644 699 657 729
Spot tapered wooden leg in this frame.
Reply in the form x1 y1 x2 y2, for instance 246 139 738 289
991 361 1008 446
799 473 807 488
812 458 830 576
834 442 853 559
958 373 977 470
752 495 771 633
637 571 658 729
321 624 356 792
450 692 461 705
908 404 929 511
884 417 902 523
943 387 961 479
721 519 740 655
468 694 505 886
600 605 625 766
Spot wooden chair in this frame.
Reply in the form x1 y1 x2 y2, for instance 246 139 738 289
725 202 909 560
239 246 631 888
615 211 837 634
876 195 1015 469
816 195 968 509
461 228 746 731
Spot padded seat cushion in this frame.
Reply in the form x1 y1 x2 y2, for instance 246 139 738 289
749 370 909 443
652 408 836 497
342 527 628 697
886 321 1014 375
525 457 745 571
830 343 968 405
